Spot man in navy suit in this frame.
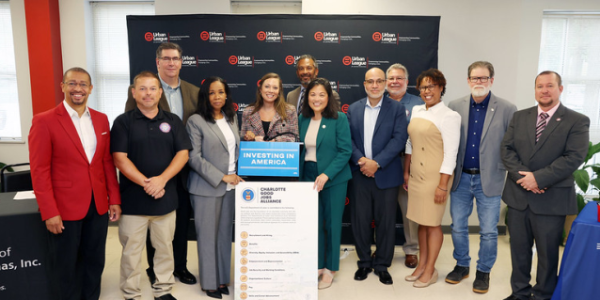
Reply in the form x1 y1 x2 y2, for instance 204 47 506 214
347 67 408 285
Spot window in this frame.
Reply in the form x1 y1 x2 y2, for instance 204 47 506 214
539 12 600 143
91 1 154 125
0 1 22 141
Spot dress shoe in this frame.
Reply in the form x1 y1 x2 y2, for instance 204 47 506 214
146 268 156 285
318 269 334 289
405 268 424 282
413 269 438 288
204 289 222 299
445 265 469 284
353 267 372 281
472 270 490 293
374 269 393 285
154 294 177 300
173 268 197 285
405 254 418 268
218 286 229 295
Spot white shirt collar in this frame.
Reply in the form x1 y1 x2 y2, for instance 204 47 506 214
63 100 90 118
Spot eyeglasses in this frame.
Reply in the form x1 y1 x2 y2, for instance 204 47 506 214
469 76 491 83
387 77 406 82
64 81 90 89
365 79 386 85
159 56 182 63
419 84 437 92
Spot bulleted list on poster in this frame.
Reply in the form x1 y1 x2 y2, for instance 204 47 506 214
235 182 317 300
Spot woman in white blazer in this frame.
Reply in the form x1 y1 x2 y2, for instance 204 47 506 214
186 77 243 299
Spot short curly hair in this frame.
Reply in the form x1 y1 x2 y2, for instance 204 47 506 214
416 68 447 96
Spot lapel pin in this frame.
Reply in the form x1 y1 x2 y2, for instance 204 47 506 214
322 125 326 129
556 118 561 121
491 108 495 112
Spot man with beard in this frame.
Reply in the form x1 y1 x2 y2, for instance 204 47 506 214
446 61 517 294
385 63 424 269
286 54 340 113
347 67 408 285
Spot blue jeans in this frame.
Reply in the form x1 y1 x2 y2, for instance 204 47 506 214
450 173 501 273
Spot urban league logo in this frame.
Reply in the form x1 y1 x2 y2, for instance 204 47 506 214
257 31 281 42
229 55 253 67
314 32 324 41
341 104 349 113
200 31 209 41
201 31 225 43
374 32 398 44
285 55 297 65
242 188 255 202
372 32 382 42
314 31 339 43
342 56 367 67
257 31 266 41
144 32 168 43
233 102 239 111
181 56 197 67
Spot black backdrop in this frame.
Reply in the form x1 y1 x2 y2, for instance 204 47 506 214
127 14 440 245
127 14 439 112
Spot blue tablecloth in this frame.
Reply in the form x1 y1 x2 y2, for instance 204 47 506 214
552 201 600 300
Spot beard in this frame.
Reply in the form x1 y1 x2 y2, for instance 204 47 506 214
471 85 490 98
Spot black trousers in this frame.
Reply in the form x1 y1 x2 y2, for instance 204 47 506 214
507 206 565 300
350 171 399 272
146 174 191 271
48 196 109 300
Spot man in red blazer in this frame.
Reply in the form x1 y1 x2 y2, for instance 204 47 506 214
29 67 121 300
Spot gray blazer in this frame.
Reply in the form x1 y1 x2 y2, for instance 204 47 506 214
501 104 589 215
286 86 341 111
448 92 517 196
186 114 240 197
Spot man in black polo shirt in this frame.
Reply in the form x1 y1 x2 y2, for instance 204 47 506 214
111 71 191 300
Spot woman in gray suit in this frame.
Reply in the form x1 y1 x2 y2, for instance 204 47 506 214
187 77 243 299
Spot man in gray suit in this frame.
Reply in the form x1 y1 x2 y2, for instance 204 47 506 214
446 61 517 294
124 42 199 285
501 71 589 300
286 54 340 112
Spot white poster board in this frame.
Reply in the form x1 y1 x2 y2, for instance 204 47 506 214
235 182 318 300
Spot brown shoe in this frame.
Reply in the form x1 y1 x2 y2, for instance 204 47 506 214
405 254 418 268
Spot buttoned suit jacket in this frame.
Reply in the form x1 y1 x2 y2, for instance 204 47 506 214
186 114 240 197
501 104 589 215
449 92 517 197
125 78 199 125
299 112 352 189
346 96 408 189
286 86 341 110
29 103 121 221
241 104 299 142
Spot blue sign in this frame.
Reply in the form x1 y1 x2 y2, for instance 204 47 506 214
238 142 300 177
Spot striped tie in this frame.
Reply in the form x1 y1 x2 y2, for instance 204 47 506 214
297 88 305 115
536 112 549 143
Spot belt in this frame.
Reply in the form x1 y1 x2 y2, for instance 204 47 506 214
463 168 480 175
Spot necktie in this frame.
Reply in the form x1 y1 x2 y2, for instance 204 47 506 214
297 88 305 115
536 112 549 143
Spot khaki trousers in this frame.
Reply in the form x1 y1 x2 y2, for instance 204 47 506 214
119 211 176 299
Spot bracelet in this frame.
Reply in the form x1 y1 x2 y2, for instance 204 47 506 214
437 186 447 192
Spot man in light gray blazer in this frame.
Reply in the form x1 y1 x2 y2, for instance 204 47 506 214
501 71 589 300
286 54 340 112
447 61 517 294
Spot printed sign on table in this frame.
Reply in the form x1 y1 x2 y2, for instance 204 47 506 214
235 182 318 300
